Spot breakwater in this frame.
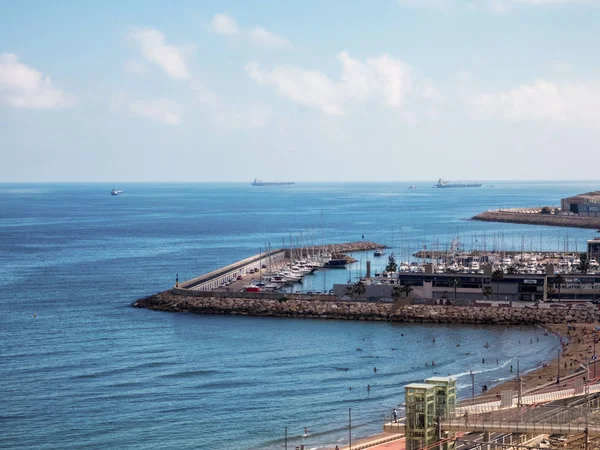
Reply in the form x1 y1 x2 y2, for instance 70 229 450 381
134 291 600 324
472 210 600 230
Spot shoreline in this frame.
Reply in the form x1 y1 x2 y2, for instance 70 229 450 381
329 322 600 450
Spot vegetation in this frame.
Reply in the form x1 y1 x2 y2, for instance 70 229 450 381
278 296 288 303
352 280 366 298
491 269 504 301
392 285 402 301
449 277 461 300
578 252 590 274
400 284 414 298
506 265 517 275
554 274 566 300
482 285 493 300
385 261 398 273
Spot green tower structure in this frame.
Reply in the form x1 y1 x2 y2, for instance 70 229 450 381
404 377 457 450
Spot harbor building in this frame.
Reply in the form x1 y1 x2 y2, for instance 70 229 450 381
561 191 600 217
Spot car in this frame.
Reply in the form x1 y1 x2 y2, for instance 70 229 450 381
237 275 243 280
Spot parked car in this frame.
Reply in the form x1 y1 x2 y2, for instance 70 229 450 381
237 275 243 280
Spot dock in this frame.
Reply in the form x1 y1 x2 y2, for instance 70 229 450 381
176 241 384 293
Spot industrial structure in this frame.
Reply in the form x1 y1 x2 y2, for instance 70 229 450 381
561 191 600 217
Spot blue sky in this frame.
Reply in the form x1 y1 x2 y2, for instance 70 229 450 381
1 0 599 182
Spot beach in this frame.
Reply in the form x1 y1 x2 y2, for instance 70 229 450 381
328 322 600 450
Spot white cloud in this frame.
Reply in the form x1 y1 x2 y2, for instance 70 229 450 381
129 28 191 80
190 81 270 128
209 13 239 36
124 59 147 76
398 0 593 12
209 14 292 50
250 26 293 49
111 91 182 126
246 52 428 115
468 79 600 128
0 53 74 109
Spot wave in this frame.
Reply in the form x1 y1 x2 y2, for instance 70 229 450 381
159 369 222 379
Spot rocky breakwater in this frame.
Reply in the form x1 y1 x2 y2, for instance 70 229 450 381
472 210 600 230
394 305 600 324
134 291 600 325
134 291 390 320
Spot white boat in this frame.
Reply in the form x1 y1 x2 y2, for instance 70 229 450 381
374 248 385 257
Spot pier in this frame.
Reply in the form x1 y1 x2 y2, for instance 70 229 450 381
175 241 383 293
473 209 600 230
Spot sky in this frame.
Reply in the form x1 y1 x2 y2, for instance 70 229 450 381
1 0 599 182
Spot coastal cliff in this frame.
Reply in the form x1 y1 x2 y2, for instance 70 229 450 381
134 291 599 324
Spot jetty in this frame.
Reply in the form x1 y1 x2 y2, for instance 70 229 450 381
473 208 600 230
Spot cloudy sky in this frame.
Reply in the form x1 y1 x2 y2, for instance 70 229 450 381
1 0 599 182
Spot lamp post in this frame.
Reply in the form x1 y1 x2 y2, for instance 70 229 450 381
594 338 598 379
557 348 561 385
348 408 352 450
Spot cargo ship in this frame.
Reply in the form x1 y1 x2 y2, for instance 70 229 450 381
433 178 482 188
251 179 295 186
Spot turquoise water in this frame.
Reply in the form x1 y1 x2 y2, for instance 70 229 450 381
0 181 596 449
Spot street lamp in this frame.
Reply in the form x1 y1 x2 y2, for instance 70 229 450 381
348 408 352 450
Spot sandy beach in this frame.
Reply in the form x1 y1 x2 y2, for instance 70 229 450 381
329 322 600 450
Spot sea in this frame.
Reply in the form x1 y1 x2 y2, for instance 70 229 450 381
1 181 598 450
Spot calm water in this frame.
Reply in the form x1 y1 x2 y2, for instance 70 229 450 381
1 181 597 449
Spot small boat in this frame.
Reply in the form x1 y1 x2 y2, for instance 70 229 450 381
374 248 385 257
408 185 417 189
110 188 124 196
324 258 347 268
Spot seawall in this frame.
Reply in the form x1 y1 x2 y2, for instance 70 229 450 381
472 210 600 230
134 291 600 324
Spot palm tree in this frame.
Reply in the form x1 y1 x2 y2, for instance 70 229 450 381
352 280 366 298
491 269 504 301
400 284 414 298
554 274 566 300
482 285 493 300
386 261 398 273
449 277 461 300
345 285 353 297
392 285 402 301
546 284 556 301
578 253 590 274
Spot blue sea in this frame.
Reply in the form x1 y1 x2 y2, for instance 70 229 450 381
1 181 598 449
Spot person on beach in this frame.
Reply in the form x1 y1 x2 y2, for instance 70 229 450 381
393 408 398 423
336 446 339 450
464 410 469 426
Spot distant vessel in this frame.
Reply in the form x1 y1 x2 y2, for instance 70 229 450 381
433 178 482 188
408 185 417 189
251 179 295 187
374 248 385 257
110 188 124 196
